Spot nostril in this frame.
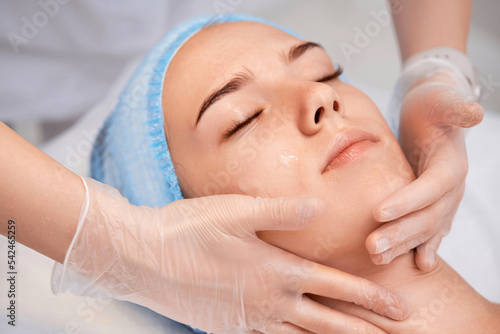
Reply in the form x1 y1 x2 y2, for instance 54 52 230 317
333 100 339 112
314 107 323 124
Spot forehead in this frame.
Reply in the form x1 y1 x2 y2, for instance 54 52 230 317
165 21 302 93
171 21 301 71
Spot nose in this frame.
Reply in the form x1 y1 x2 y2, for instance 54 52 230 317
297 82 344 136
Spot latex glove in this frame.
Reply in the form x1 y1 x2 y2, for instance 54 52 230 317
53 177 408 334
366 59 483 271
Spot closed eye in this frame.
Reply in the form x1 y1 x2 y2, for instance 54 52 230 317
317 65 343 82
222 108 264 140
220 65 342 140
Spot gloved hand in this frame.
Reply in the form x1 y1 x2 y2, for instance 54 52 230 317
366 55 483 271
53 177 408 334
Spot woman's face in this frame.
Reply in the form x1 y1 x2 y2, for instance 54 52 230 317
162 21 415 264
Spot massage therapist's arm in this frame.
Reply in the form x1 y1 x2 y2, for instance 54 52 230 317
0 121 407 333
0 121 83 263
390 0 471 61
366 0 483 270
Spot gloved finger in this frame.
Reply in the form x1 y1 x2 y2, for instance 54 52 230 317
300 263 408 320
415 233 444 271
370 235 428 265
288 296 388 334
367 194 452 255
372 163 453 223
237 196 326 233
430 90 484 128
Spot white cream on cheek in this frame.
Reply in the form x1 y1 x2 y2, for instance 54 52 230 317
277 150 299 169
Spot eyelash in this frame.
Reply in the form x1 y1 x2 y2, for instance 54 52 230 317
222 109 263 139
317 65 343 82
221 65 343 139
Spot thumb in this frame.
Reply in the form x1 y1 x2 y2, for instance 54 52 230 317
433 90 484 128
243 196 325 233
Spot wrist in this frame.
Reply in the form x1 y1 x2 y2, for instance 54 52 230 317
402 47 481 102
389 48 481 137
52 177 148 296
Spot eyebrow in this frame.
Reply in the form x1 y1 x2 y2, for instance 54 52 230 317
196 68 254 126
195 41 323 126
287 41 324 64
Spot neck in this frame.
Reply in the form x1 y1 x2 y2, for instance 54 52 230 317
319 248 499 333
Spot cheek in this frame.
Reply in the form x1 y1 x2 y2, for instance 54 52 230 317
230 145 301 198
204 133 309 198
341 85 388 127
349 104 388 132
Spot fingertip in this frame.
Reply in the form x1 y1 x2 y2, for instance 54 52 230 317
450 102 484 128
366 232 392 255
370 247 399 265
365 233 377 254
390 294 411 321
464 103 484 128
415 246 436 271
370 253 386 266
371 195 391 221
415 255 431 272
251 196 324 232
296 197 325 221
372 202 394 222
371 285 410 321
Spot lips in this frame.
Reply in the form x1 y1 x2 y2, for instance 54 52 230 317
322 129 378 173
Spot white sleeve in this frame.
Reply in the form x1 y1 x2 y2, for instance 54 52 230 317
0 0 174 122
